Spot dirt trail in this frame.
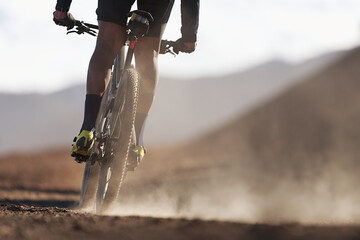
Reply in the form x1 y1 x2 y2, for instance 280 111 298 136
0 203 243 240
2 202 360 240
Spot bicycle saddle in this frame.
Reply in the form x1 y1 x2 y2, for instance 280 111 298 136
128 10 154 23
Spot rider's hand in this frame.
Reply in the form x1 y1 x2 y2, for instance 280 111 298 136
53 11 75 30
174 38 197 54
183 42 197 53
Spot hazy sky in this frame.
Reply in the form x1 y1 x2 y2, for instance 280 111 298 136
1 0 360 93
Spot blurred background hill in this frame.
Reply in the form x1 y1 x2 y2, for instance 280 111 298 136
0 50 344 153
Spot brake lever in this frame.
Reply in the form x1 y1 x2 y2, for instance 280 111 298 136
85 29 97 36
67 30 77 34
67 28 97 36
160 41 178 57
165 48 177 57
67 22 97 36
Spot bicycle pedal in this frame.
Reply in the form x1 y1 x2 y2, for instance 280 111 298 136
74 157 85 163
73 154 89 163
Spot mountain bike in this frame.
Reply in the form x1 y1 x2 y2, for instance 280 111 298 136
66 11 181 213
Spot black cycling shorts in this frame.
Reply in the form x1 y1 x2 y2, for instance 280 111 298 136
96 0 174 37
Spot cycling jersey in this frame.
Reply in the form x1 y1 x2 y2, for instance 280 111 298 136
56 0 199 41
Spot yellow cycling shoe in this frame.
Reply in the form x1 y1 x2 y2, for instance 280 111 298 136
71 130 94 161
134 145 146 162
127 145 146 171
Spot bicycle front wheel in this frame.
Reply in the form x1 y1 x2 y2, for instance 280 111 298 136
95 67 139 213
78 73 113 210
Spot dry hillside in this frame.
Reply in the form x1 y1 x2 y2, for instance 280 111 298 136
199 46 360 176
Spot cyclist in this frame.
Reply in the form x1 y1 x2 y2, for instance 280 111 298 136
53 0 199 162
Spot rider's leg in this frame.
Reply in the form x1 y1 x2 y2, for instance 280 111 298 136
87 21 126 95
134 37 161 145
72 21 127 158
80 21 126 132
133 0 174 146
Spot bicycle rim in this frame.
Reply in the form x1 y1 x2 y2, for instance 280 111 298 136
95 67 139 213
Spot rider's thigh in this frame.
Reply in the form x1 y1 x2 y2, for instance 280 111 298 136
87 21 127 95
95 21 127 58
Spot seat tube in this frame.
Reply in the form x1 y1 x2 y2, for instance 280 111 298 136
124 39 137 69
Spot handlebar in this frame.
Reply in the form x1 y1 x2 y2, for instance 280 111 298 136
67 20 98 36
66 20 180 56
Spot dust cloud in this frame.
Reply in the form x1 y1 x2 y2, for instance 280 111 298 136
106 182 257 222
99 158 360 224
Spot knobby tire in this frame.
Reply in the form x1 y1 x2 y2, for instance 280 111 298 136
95 67 139 213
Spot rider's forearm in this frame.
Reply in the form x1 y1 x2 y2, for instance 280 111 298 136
181 0 199 42
55 0 72 12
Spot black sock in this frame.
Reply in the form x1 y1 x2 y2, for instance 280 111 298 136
80 94 102 132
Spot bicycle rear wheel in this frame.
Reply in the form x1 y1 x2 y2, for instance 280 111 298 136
95 67 139 213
